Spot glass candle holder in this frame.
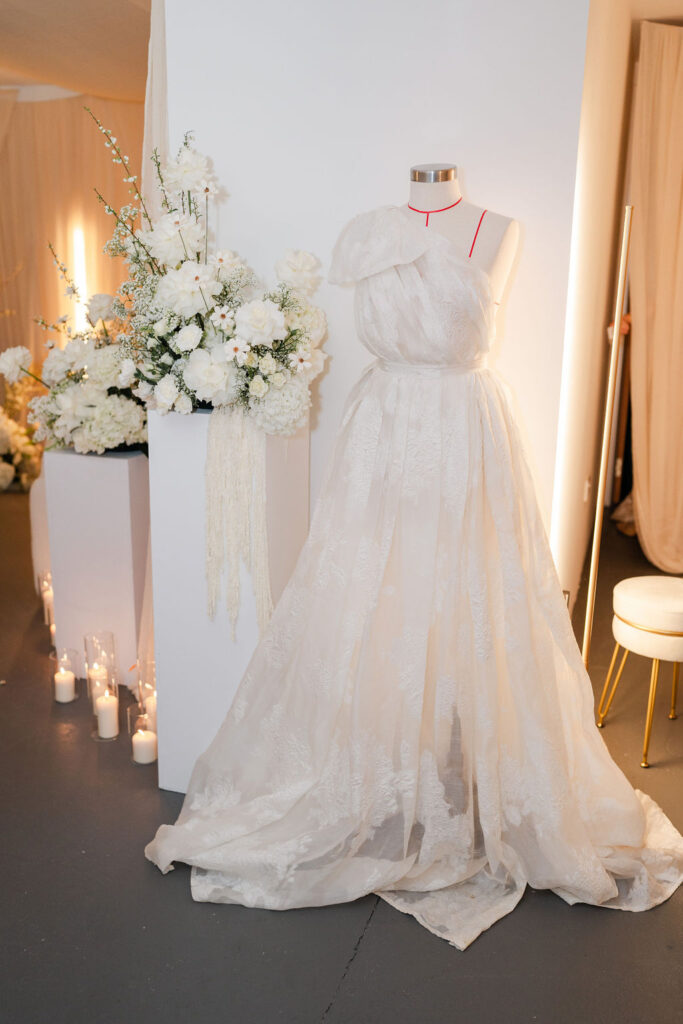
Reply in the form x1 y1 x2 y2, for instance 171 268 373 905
127 704 158 765
94 681 120 741
39 571 54 627
54 647 79 703
84 631 118 712
135 660 157 733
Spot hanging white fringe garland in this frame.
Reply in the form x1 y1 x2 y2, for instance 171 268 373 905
205 406 273 637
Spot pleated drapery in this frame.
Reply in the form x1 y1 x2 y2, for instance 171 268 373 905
629 21 683 572
0 93 143 367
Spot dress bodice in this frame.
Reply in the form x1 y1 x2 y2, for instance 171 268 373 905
328 205 495 370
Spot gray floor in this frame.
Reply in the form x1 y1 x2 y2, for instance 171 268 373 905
1 492 681 1024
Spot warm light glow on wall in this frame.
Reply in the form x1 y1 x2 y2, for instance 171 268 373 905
72 227 89 331
550 149 586 574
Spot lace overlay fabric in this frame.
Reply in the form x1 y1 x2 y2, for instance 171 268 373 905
146 206 683 949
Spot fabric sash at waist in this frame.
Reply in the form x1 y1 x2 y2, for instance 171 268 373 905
376 357 487 377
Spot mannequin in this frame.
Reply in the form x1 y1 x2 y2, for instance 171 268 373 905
405 163 519 305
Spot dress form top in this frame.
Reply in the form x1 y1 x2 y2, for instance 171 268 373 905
405 163 519 305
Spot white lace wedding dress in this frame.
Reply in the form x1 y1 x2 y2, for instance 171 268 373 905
146 205 683 950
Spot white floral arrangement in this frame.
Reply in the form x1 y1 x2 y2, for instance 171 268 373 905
92 114 327 436
0 253 146 455
0 406 41 491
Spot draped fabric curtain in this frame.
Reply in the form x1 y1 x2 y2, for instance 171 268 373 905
0 93 143 367
630 21 683 573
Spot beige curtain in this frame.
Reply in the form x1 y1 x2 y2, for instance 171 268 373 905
630 21 683 573
0 94 143 367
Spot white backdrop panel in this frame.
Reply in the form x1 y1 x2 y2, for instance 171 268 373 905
165 0 589 529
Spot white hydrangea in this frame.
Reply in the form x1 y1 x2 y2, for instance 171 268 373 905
275 250 321 296
0 346 31 384
87 346 122 388
234 299 287 348
64 336 96 372
155 262 222 318
249 373 311 435
138 212 204 267
71 394 146 454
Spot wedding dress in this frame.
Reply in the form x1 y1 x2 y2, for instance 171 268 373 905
146 205 683 950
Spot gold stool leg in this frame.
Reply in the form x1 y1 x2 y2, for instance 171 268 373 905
669 663 679 720
641 658 660 768
597 643 629 727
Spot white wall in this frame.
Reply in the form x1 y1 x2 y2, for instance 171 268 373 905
165 0 589 535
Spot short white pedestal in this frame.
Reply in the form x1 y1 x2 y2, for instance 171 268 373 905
29 468 51 592
148 410 309 793
43 450 150 683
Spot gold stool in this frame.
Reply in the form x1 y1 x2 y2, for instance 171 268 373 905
596 576 683 768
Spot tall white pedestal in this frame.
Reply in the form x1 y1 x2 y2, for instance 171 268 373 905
29 468 51 592
43 450 150 684
148 410 309 793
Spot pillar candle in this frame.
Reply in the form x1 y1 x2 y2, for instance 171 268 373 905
54 668 76 703
132 729 158 764
96 690 119 739
88 664 108 709
42 587 54 626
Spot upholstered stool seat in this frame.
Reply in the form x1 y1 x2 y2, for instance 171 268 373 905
597 575 683 767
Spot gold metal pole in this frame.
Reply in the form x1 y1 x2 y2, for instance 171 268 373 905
582 205 633 668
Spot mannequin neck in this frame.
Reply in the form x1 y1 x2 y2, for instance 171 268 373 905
408 177 463 214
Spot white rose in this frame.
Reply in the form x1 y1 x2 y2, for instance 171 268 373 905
249 375 269 399
154 374 179 412
0 346 31 384
153 318 170 337
155 262 222 319
86 293 115 324
138 211 204 267
258 353 277 376
270 371 286 389
133 381 154 400
275 250 321 296
174 323 203 352
244 350 258 369
174 392 193 415
41 347 71 386
163 147 211 195
182 348 236 406
287 302 327 347
234 299 287 348
118 358 137 388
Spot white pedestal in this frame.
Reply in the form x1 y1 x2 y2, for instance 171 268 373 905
43 450 150 684
148 410 309 793
29 468 51 592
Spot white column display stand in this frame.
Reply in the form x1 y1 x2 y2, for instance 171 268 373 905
29 468 51 592
148 409 309 793
43 450 150 683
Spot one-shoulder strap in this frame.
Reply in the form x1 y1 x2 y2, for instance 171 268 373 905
469 209 487 258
